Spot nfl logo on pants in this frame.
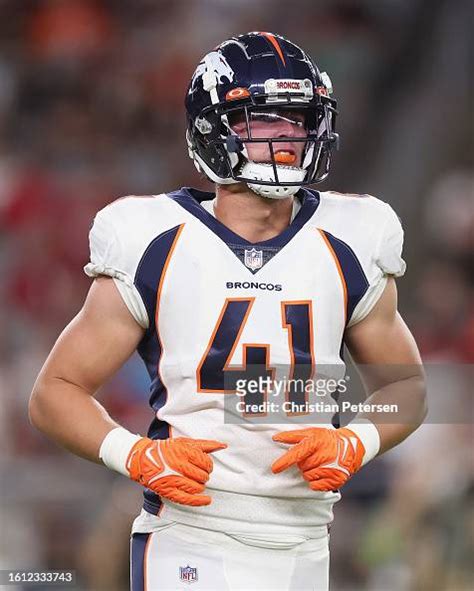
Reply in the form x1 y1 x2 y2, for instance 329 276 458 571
179 565 198 583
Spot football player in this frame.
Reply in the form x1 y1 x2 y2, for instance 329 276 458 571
29 32 427 590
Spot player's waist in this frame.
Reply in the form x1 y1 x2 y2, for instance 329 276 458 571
142 487 340 536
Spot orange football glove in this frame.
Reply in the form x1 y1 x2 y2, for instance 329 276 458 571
126 437 227 506
271 427 366 491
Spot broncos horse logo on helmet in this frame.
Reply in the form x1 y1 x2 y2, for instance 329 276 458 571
185 32 339 199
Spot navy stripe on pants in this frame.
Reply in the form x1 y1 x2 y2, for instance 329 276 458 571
131 533 151 591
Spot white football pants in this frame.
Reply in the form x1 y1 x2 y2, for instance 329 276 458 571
130 517 329 591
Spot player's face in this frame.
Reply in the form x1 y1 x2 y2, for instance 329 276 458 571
230 108 307 167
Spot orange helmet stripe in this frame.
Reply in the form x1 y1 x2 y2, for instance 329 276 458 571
260 32 286 67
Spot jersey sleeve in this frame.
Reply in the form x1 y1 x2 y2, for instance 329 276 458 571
83 204 149 328
348 203 406 327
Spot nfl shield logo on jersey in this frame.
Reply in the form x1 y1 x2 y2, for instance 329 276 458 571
244 248 263 271
179 565 198 584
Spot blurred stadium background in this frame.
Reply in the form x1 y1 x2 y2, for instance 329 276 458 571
0 1 472 590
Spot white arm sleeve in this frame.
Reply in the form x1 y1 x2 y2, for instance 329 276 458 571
348 203 406 327
83 208 149 328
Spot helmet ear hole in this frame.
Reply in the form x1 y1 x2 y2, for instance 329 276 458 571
225 135 243 154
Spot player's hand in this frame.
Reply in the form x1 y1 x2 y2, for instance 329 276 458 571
126 437 227 506
271 427 365 491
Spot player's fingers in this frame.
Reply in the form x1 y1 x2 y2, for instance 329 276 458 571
173 477 206 494
308 479 338 492
161 442 207 480
186 439 228 453
180 446 212 475
309 466 349 482
156 475 212 506
302 467 344 483
302 467 325 482
166 489 213 506
297 449 332 472
154 475 205 496
271 442 314 473
271 454 293 473
178 460 210 483
272 429 315 444
307 468 347 491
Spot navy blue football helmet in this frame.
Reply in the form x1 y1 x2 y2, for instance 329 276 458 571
185 32 338 199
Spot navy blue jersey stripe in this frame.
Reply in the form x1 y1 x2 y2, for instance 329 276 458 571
135 222 183 434
134 224 184 336
135 226 183 514
130 532 151 591
143 493 162 515
320 230 370 323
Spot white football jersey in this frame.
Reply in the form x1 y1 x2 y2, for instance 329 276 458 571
85 188 405 535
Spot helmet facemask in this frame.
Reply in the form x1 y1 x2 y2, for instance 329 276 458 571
188 96 338 199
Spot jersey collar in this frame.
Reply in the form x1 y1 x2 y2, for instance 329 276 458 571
166 186 320 249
